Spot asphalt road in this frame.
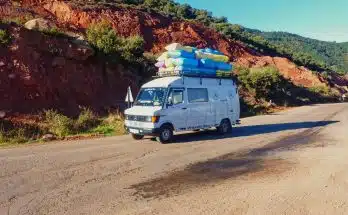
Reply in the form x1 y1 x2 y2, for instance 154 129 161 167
1 103 347 215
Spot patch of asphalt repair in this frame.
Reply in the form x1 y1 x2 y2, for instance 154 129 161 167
129 110 342 200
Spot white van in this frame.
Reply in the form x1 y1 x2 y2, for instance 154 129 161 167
124 76 240 143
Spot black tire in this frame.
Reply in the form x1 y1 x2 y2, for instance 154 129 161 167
131 134 144 140
217 119 232 135
156 125 174 144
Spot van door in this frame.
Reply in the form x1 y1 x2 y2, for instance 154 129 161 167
212 89 227 125
227 89 235 121
186 88 210 129
166 88 187 131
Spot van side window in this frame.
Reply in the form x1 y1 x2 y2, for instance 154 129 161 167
168 89 184 105
188 88 208 103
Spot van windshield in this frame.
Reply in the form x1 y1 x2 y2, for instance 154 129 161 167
134 88 167 107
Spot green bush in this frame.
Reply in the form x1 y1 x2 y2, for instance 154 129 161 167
237 66 283 99
0 120 45 145
75 108 99 131
44 110 74 137
308 85 331 96
0 128 27 145
86 20 122 54
0 29 11 45
86 20 145 63
121 35 145 62
91 112 125 136
1 14 34 25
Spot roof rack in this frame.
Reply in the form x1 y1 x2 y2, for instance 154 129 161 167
154 71 234 80
152 74 236 86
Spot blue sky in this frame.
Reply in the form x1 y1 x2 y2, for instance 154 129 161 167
176 0 348 42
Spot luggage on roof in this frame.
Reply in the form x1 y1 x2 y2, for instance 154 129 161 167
156 43 233 78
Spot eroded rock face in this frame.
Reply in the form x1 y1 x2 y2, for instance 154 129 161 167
0 24 138 115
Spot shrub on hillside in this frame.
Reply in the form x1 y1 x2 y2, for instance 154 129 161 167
308 85 332 97
0 29 11 45
121 35 145 62
44 110 74 137
237 66 283 99
75 108 99 131
86 20 122 54
86 111 126 136
86 20 145 62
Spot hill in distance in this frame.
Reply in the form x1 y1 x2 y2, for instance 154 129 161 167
246 29 348 74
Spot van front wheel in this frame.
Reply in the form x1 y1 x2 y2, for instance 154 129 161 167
217 119 232 135
156 125 173 144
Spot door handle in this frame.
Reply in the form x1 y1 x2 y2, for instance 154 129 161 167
182 107 187 110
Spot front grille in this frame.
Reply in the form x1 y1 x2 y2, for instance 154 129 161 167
127 115 147 122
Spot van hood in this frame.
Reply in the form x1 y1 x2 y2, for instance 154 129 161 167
124 105 162 116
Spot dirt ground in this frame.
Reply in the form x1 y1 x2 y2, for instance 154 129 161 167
1 103 347 215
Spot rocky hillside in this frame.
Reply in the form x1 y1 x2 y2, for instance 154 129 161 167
0 0 347 116
0 22 139 115
247 30 348 75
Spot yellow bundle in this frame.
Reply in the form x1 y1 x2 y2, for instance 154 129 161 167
195 51 229 63
159 67 176 73
165 43 195 53
164 58 175 68
157 52 169 61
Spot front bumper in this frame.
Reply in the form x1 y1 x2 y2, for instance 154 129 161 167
125 126 161 136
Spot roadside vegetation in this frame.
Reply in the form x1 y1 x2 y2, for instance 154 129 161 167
86 20 145 63
235 66 338 116
0 15 34 26
0 29 11 45
0 109 126 146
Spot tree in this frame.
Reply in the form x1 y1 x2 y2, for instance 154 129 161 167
176 4 194 19
121 35 145 62
213 16 228 23
86 20 122 54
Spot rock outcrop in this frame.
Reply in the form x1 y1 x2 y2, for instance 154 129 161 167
24 18 56 31
0 24 138 115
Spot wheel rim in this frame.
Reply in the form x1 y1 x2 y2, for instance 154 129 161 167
222 122 229 133
162 129 171 141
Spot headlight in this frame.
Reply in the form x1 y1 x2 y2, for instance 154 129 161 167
145 116 152 122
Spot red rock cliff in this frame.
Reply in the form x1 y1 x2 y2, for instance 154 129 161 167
0 23 138 115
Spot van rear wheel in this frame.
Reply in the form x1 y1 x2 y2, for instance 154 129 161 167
156 125 173 144
131 134 144 140
217 119 232 135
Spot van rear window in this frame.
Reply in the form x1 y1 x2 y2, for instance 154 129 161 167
188 88 208 103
